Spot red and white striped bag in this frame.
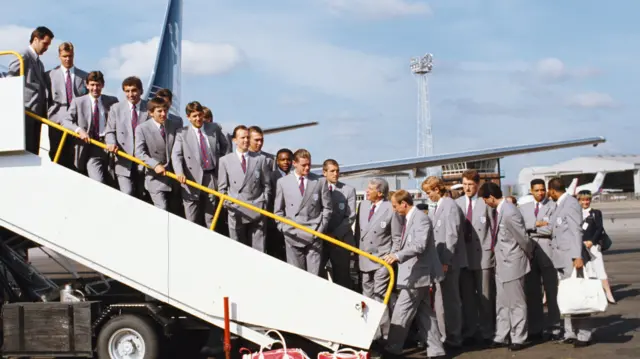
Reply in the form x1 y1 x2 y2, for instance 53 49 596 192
317 348 370 359
241 330 311 359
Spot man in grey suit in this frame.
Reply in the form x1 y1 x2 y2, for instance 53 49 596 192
519 178 561 341
383 190 446 359
172 101 228 229
355 178 402 342
422 176 466 348
321 159 357 289
105 76 149 198
547 177 592 347
456 169 495 345
480 182 532 351
266 148 293 261
8 26 54 155
218 125 272 252
134 97 181 211
46 42 87 169
274 149 332 275
248 126 276 171
62 71 119 184
203 106 232 155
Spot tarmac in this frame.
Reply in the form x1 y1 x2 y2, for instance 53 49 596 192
403 200 640 358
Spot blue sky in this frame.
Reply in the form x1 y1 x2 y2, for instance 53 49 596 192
1 0 637 187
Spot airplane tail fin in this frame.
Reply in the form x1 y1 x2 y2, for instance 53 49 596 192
592 172 606 193
145 0 183 117
567 178 578 195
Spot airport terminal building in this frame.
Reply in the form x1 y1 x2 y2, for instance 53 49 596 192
518 155 640 197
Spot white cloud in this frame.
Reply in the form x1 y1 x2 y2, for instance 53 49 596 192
566 92 616 109
0 25 62 69
323 0 431 19
99 36 242 80
535 57 600 82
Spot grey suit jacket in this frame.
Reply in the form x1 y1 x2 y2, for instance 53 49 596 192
171 123 227 197
393 208 444 288
267 169 286 212
356 200 403 272
456 195 494 270
257 150 276 171
274 172 333 248
430 197 468 269
495 201 532 283
62 94 119 170
550 193 584 270
46 66 88 124
134 118 181 193
8 48 48 117
325 182 357 245
520 198 555 265
105 100 150 176
218 151 272 224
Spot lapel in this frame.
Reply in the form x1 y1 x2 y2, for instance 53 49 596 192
364 201 389 237
471 196 485 225
28 51 44 83
148 121 165 151
74 70 84 96
83 96 94 131
434 199 444 223
240 152 256 189
205 125 217 157
187 126 202 159
56 67 67 99
299 175 318 209
400 210 416 248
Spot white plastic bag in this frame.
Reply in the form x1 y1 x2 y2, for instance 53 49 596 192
557 267 608 316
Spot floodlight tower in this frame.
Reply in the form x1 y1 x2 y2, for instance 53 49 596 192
410 53 436 186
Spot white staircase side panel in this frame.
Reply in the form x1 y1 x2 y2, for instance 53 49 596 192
0 154 386 349
0 76 25 152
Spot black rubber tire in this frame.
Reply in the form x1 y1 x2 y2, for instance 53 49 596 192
96 314 160 359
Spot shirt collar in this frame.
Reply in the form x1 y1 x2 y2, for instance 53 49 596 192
557 192 569 206
497 198 505 214
28 46 38 60
405 206 417 224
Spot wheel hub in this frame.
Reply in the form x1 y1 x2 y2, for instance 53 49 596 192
108 328 146 359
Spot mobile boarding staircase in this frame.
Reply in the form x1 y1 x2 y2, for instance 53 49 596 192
0 51 394 351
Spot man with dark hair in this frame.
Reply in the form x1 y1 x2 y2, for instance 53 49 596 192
248 125 276 171
479 182 532 351
217 125 271 252
519 178 561 341
547 177 592 347
172 101 228 229
8 26 54 155
266 148 294 260
62 71 119 184
105 76 149 198
46 41 88 169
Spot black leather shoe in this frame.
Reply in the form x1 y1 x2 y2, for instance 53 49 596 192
509 343 525 351
490 341 508 349
557 337 575 344
527 332 544 342
574 340 591 348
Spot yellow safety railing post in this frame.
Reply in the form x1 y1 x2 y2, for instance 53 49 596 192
22 109 396 304
53 132 68 164
210 198 225 231
0 51 25 76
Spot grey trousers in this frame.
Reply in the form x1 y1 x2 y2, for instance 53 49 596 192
434 267 463 345
182 172 217 229
525 242 560 335
558 267 593 342
495 276 527 345
285 239 323 276
460 267 495 340
229 218 266 253
361 266 391 340
385 286 445 358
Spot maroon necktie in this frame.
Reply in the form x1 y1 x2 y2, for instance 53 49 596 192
491 208 498 250
65 70 72 105
131 105 138 133
534 202 539 218
91 99 100 139
241 154 246 173
198 128 212 170
299 176 305 195
159 124 165 139
368 204 376 222
464 198 473 242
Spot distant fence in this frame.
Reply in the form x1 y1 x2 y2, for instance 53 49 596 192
592 192 639 203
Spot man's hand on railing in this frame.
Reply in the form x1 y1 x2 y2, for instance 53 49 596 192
77 129 91 143
154 164 166 176
106 144 119 154
176 174 187 184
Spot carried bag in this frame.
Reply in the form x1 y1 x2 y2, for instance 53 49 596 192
241 330 311 359
557 268 608 316
600 231 613 251
317 348 370 359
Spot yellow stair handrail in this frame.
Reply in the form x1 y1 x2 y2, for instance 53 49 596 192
0 51 25 77
23 110 396 305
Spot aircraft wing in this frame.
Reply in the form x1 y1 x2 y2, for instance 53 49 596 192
316 136 606 179
263 121 318 135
